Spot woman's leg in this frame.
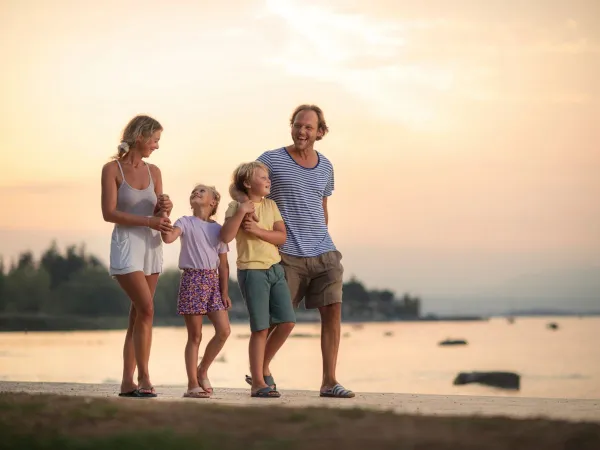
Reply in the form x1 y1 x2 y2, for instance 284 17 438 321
198 310 231 393
116 271 155 391
120 303 137 393
183 315 204 391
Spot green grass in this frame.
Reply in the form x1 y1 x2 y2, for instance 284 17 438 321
0 393 599 450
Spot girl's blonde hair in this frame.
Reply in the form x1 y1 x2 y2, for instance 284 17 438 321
113 115 163 159
229 161 269 198
192 184 221 217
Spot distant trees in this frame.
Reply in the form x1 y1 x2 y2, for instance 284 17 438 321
0 243 421 330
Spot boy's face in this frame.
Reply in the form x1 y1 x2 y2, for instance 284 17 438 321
247 168 271 197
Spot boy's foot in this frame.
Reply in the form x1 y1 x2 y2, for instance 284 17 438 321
251 386 281 398
119 382 138 396
245 374 276 390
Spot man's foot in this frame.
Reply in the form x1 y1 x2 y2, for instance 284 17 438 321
320 383 355 398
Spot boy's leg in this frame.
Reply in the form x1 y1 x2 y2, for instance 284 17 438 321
264 264 296 378
238 269 272 392
183 315 203 390
200 309 231 392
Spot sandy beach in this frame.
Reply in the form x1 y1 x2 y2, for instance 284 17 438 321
1 381 598 423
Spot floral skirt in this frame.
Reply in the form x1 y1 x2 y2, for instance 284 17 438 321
177 269 225 315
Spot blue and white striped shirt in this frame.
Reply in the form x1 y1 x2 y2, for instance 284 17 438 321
258 147 336 258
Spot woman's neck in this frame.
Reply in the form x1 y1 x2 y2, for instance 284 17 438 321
121 151 144 167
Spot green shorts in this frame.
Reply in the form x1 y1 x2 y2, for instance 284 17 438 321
237 263 296 332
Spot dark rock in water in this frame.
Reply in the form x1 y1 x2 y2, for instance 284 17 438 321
453 371 520 390
547 322 559 330
439 339 468 346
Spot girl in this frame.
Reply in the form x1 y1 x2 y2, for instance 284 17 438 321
101 115 173 398
162 184 232 398
221 162 296 398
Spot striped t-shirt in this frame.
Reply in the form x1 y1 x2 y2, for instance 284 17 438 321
257 147 336 258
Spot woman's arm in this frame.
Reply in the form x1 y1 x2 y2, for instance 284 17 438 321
101 162 173 231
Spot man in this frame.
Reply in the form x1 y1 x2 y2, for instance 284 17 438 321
243 104 354 398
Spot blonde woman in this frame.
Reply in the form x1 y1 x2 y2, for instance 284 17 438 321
101 115 173 398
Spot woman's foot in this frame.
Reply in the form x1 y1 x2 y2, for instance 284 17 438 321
119 381 138 395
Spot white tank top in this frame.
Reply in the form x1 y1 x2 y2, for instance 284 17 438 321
115 161 157 217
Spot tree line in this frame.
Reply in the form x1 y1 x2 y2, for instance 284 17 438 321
0 242 420 331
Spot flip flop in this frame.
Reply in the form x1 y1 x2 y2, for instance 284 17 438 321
183 387 211 399
198 378 213 394
245 374 276 390
136 387 158 398
251 386 281 398
118 389 139 398
320 384 355 398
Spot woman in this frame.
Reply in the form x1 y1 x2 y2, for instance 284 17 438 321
101 115 173 398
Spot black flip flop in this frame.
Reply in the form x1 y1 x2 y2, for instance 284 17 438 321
118 390 140 398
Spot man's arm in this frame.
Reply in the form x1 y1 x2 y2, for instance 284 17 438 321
322 197 329 226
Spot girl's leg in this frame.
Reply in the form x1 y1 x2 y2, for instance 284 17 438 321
249 329 269 391
120 303 137 393
116 272 155 391
199 310 231 393
183 314 204 391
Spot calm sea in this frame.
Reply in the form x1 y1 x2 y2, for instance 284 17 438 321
1 317 598 399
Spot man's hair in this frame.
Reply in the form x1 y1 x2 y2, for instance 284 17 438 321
290 104 329 140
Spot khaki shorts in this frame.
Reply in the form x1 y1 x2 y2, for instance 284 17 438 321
280 250 343 310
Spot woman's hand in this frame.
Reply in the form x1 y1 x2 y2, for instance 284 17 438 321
157 194 173 216
148 216 173 233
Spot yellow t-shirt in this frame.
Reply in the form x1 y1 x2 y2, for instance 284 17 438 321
224 198 284 270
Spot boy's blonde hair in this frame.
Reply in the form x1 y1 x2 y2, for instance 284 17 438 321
229 161 269 198
192 184 221 217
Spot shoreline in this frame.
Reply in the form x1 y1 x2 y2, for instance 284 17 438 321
1 381 599 423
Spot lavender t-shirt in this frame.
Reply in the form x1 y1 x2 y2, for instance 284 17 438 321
173 216 228 270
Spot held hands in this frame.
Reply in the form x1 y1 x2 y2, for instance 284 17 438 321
149 216 173 233
157 194 173 217
238 200 259 223
241 215 261 235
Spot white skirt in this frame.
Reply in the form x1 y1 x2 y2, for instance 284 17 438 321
109 225 163 276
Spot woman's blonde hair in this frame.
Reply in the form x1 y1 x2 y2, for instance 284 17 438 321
192 184 221 217
113 115 163 159
229 161 269 198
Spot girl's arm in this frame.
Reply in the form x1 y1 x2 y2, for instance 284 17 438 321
161 226 182 244
241 220 286 246
218 252 231 309
101 162 172 231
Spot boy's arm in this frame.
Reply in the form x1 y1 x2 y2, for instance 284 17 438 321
161 226 182 244
242 220 286 246
220 201 254 243
218 252 231 309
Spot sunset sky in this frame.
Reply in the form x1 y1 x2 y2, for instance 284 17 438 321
1 0 598 313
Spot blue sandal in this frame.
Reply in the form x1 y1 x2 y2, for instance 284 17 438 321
251 386 281 398
245 374 276 390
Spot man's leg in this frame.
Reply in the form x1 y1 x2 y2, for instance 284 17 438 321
318 302 342 388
